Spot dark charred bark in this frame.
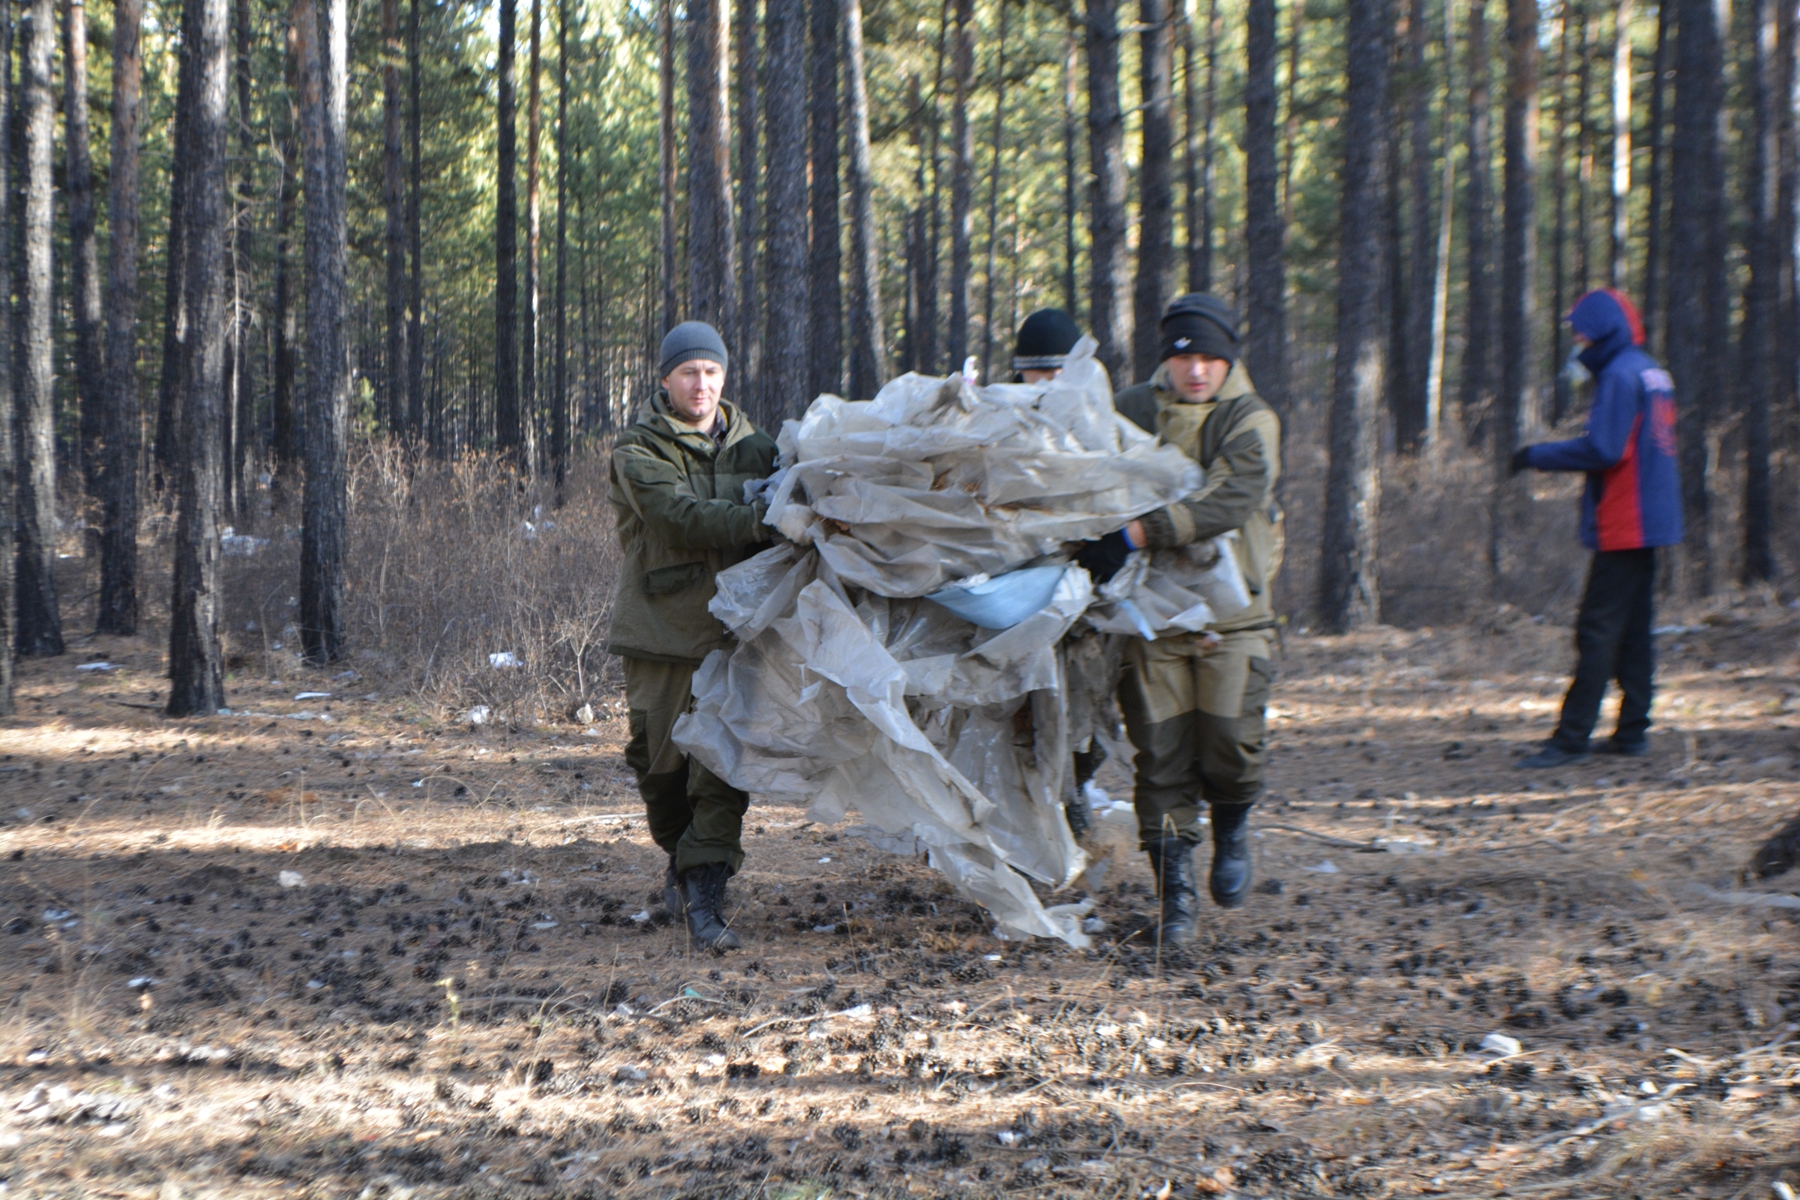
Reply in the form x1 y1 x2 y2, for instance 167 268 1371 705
406 0 423 433
495 0 520 456
1459 0 1494 443
658 0 676 330
64 0 101 495
1609 0 1631 287
297 0 349 665
524 0 541 463
553 0 568 500
1741 0 1776 583
1131 0 1175 382
1243 0 1285 414
1400 0 1434 451
687 0 737 342
734 0 761 415
1665 0 1726 594
1493 0 1539 576
946 0 973 374
844 0 885 396
271 20 299 473
1319 0 1389 632
16 0 62 656
1085 0 1130 383
1641 0 1669 344
167 0 229 716
0 0 13 709
1549 3 1570 426
763 0 809 412
382 0 406 434
1062 30 1079 315
97 0 143 636
153 0 196 496
809 0 843 393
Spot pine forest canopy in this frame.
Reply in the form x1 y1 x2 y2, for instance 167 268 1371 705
0 0 1791 711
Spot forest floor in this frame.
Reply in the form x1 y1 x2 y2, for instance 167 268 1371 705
0 598 1797 1200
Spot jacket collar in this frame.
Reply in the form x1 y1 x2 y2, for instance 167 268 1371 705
640 390 749 448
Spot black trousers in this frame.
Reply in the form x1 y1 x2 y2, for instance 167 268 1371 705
1552 548 1657 752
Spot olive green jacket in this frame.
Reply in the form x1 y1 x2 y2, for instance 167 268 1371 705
607 393 778 665
1114 362 1284 633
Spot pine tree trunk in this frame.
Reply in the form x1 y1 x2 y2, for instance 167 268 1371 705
1063 31 1079 314
524 0 541 465
0 0 14 710
1243 0 1285 413
271 22 298 474
297 0 349 665
153 2 195 496
1641 0 1668 344
97 0 143 637
1459 0 1493 442
920 0 947 371
763 0 809 412
903 74 926 373
946 0 973 374
1383 31 1410 453
809 0 843 393
843 0 885 396
1741 0 1776 583
552 0 568 500
1492 0 1539 579
63 0 101 496
1665 0 1726 594
687 0 737 345
167 0 229 716
16 0 62 657
230 0 253 514
1320 0 1389 632
1401 0 1433 451
1085 0 1130 384
978 0 1011 383
381 0 406 436
495 0 520 456
1181 2 1199 290
658 0 676 332
1548 4 1570 425
1573 0 1593 292
1775 0 1797 417
1131 0 1174 382
1609 0 1630 286
406 0 423 434
733 0 761 416
1424 0 1456 453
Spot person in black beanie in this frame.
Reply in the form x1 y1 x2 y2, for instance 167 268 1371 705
1096 293 1285 941
1011 308 1084 382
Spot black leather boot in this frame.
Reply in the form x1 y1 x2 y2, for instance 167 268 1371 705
680 863 742 950
660 857 682 915
1144 837 1199 944
1208 804 1253 908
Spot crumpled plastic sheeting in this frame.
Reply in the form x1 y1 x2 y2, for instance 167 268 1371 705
759 339 1204 598
676 545 1098 943
1085 536 1253 638
672 341 1233 946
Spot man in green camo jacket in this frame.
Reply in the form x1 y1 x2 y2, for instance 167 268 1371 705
607 321 777 950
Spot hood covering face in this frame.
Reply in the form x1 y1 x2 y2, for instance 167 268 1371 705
1569 288 1644 375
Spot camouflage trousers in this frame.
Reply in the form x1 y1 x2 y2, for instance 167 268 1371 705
623 657 748 875
1118 629 1273 848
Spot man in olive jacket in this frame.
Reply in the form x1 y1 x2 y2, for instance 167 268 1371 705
1109 293 1283 941
608 321 777 950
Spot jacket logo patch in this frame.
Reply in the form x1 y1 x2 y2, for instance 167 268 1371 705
1640 368 1673 393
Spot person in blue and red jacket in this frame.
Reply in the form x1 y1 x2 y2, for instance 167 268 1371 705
1511 288 1683 768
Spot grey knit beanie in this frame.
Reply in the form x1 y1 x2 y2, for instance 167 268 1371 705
658 321 729 379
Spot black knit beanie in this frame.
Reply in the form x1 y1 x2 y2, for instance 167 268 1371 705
658 321 729 379
1157 292 1240 365
1011 308 1082 372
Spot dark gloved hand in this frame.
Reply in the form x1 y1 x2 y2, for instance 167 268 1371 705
1510 446 1535 475
1074 529 1134 584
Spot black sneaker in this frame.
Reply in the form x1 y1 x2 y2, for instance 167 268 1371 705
1596 738 1649 757
1515 744 1590 769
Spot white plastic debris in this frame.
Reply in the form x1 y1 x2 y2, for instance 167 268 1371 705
294 692 331 701
75 662 114 672
467 705 492 726
1480 1032 1522 1056
278 871 305 889
488 652 521 669
629 910 650 924
1303 860 1340 874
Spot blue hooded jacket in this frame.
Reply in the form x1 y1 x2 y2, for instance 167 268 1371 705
1521 289 1683 550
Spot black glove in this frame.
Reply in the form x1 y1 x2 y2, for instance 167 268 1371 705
1074 529 1134 584
1510 446 1534 475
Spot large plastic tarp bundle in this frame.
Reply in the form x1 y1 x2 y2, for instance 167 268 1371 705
672 339 1248 945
